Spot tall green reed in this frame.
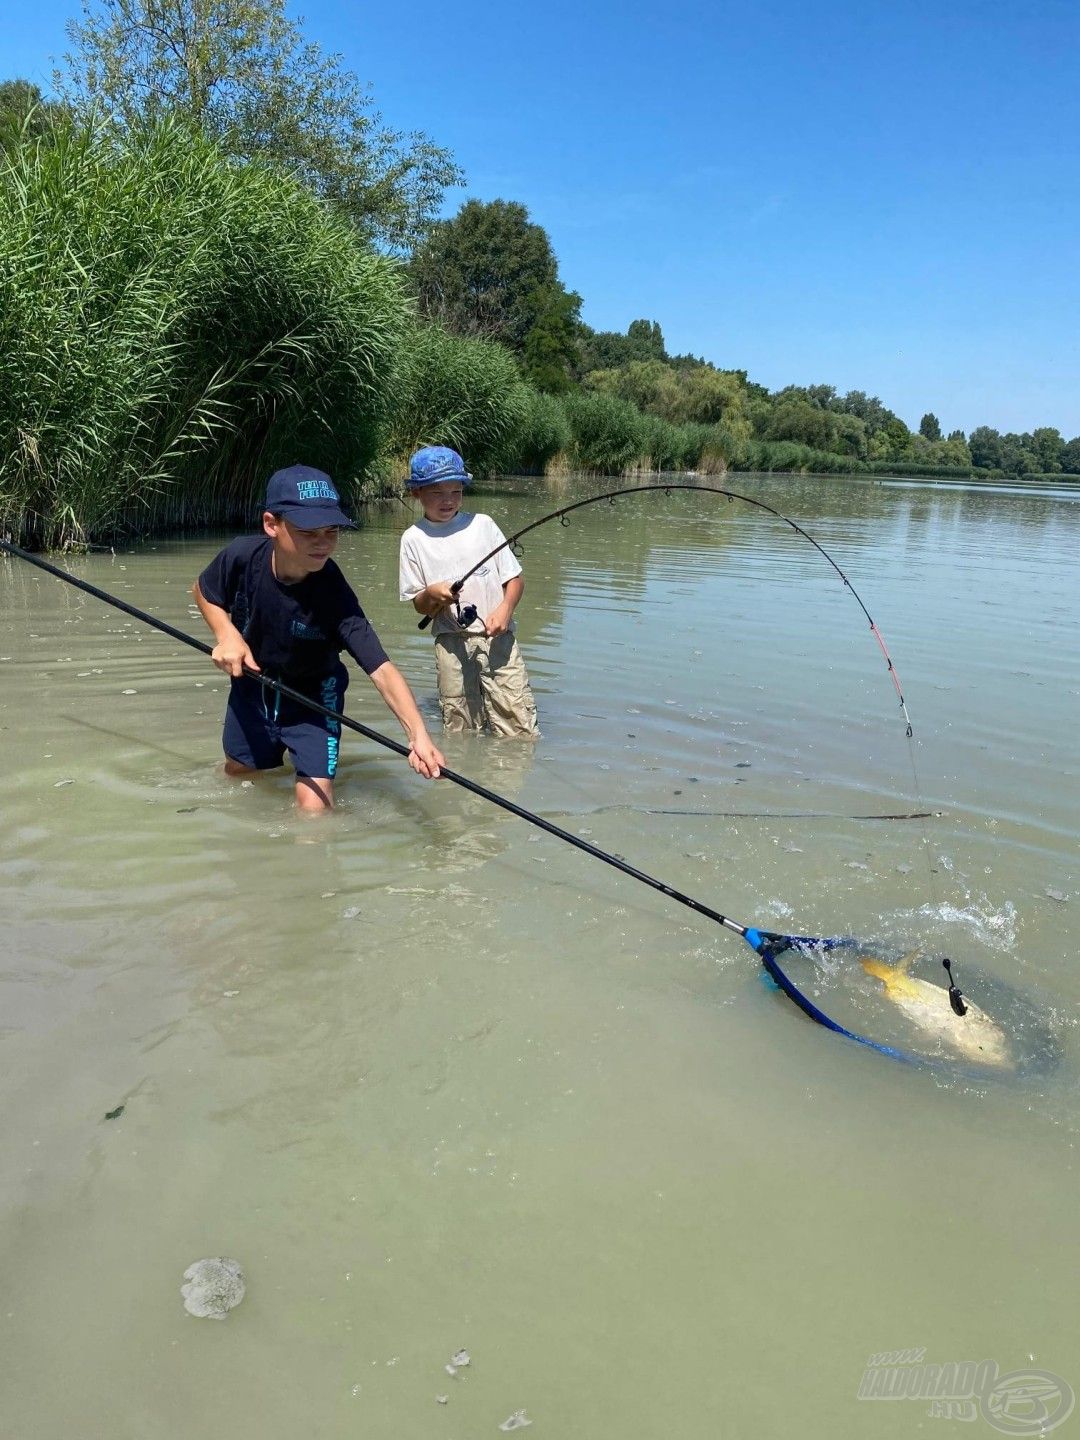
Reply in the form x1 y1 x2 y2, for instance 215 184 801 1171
388 323 533 476
0 117 410 547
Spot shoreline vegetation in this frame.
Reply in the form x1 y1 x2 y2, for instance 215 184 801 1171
2 17 1078 548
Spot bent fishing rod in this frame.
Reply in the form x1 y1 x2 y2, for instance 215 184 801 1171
2 536 908 1062
417 481 914 738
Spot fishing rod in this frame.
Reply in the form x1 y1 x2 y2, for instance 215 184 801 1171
2 535 908 1062
416 481 914 738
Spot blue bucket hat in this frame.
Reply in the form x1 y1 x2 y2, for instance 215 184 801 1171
407 446 472 489
264 465 356 529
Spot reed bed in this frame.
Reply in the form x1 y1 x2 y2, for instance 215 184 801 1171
387 323 535 478
0 118 410 547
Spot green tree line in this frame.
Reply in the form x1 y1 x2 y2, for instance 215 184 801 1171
1 0 1076 546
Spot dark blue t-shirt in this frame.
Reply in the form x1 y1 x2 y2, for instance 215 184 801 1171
198 536 389 690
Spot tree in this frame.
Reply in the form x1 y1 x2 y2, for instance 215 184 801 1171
56 0 460 249
410 198 579 363
881 416 914 459
0 79 65 149
839 390 892 433
836 414 869 459
805 383 838 410
1031 426 1063 473
940 433 972 466
626 318 666 361
586 360 681 418
522 283 582 393
577 327 630 374
675 366 746 428
919 412 942 441
1061 437 1080 475
969 425 1003 470
999 433 1038 475
763 398 841 451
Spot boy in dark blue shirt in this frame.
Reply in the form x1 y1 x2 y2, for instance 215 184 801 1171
194 465 443 811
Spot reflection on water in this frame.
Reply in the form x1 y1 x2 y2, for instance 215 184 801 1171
1 473 1078 1439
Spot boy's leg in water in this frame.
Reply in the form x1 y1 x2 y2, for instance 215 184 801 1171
478 634 540 739
435 633 486 732
222 677 287 775
282 669 345 813
295 776 334 812
224 757 262 777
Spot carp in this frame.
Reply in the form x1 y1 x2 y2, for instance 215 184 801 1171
860 953 1012 1068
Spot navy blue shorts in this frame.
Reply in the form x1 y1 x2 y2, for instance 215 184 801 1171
223 667 347 779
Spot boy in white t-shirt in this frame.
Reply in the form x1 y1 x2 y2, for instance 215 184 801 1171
399 446 539 738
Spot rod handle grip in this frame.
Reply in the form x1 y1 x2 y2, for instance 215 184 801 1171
416 579 464 631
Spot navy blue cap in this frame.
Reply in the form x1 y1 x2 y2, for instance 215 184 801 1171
263 465 356 529
407 446 472 489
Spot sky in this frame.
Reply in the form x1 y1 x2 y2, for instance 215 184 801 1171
7 0 1080 436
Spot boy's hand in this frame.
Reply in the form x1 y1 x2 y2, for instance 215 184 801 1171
408 732 444 779
211 637 260 678
425 581 456 611
484 603 511 638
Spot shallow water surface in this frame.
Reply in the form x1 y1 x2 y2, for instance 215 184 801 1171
1 473 1078 1438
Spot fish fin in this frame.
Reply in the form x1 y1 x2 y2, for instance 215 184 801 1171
860 955 922 1000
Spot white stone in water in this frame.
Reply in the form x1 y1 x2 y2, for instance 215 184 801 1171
181 1257 245 1319
121 689 137 695
450 1349 470 1368
1045 888 1067 903
499 1411 532 1431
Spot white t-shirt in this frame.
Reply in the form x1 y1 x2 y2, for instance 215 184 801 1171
399 511 522 637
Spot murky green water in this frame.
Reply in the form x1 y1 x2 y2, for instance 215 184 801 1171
2 473 1078 1438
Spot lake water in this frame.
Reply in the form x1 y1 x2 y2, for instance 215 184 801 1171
2 472 1078 1438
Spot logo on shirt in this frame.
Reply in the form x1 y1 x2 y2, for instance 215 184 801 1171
295 478 338 501
291 620 325 640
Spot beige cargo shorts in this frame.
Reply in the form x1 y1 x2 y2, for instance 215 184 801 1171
434 631 539 738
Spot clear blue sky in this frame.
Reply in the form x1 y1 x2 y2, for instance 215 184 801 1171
8 0 1080 436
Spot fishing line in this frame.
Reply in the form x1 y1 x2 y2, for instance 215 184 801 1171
2 536 916 1063
414 481 938 896
543 805 940 821
648 809 939 820
415 480 914 727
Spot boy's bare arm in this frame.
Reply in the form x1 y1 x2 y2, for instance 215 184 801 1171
192 581 260 677
367 661 444 778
